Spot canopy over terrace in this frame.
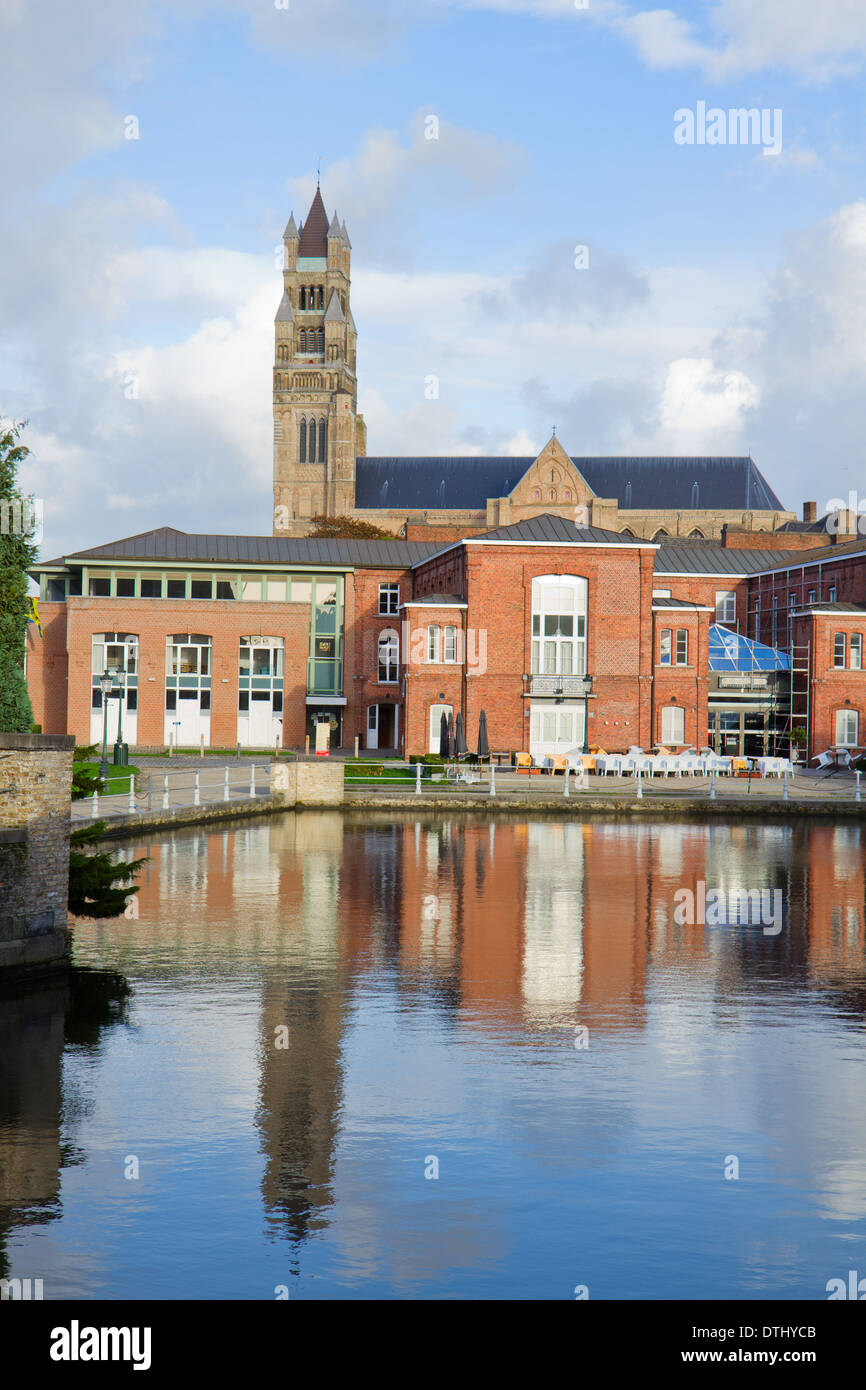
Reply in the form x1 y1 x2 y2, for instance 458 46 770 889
709 625 791 673
708 625 791 757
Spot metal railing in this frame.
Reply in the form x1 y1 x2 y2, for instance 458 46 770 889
70 765 270 822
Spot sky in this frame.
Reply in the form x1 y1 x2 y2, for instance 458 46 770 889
3 0 866 560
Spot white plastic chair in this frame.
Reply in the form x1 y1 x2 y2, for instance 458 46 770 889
603 755 621 776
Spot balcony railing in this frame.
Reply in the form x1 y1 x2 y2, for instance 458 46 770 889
528 674 588 697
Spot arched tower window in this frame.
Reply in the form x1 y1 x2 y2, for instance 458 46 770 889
318 418 327 462
309 418 317 461
299 417 307 463
318 287 324 309
317 328 324 351
299 288 306 310
299 331 306 351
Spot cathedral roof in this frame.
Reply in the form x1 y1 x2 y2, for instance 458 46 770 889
354 455 785 512
274 291 294 322
283 213 299 240
324 289 345 322
298 188 330 256
341 219 351 249
328 211 343 240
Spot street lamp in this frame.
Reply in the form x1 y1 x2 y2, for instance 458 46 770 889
581 673 594 755
98 669 115 779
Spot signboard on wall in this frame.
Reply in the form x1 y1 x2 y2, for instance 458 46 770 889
315 719 330 757
314 637 335 659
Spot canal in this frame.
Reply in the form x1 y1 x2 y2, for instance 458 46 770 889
2 812 865 1299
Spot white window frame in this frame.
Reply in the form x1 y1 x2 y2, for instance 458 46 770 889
835 709 859 747
715 590 736 624
530 574 587 677
834 633 847 669
443 625 457 663
659 629 672 666
427 625 441 663
377 628 399 683
675 629 688 666
378 583 400 616
851 633 862 671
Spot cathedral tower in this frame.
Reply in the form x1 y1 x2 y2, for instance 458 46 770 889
273 187 366 536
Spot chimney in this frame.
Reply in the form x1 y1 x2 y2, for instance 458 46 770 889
802 501 817 523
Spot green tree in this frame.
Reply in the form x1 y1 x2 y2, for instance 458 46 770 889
68 822 146 918
0 418 37 733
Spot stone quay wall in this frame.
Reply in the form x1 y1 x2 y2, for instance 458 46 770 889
0 732 75 975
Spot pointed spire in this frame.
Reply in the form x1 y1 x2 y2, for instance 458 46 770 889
283 213 298 241
275 291 294 322
298 187 329 256
340 219 351 249
324 289 345 323
328 210 342 240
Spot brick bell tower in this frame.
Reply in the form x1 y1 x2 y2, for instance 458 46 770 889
272 184 366 536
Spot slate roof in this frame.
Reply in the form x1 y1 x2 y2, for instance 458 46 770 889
465 514 650 545
354 455 786 512
275 291 294 322
42 527 442 570
796 602 866 613
654 544 801 576
652 597 713 609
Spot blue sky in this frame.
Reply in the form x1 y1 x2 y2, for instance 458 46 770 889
3 0 866 558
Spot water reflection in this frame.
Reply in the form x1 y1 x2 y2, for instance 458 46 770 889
2 814 865 1298
0 971 129 1284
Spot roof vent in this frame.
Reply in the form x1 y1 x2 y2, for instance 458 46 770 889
691 481 700 508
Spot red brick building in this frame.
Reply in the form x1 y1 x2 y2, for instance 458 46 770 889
26 516 866 763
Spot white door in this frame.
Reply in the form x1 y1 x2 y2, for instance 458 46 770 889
367 705 379 750
530 702 584 761
91 692 138 748
429 703 453 754
165 694 211 748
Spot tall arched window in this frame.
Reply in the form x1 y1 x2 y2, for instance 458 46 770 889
318 418 327 462
317 327 324 351
378 628 399 683
530 575 588 676
309 418 317 461
299 417 307 462
300 288 307 310
317 287 324 309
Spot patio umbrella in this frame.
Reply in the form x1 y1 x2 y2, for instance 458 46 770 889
439 710 451 759
447 711 455 759
455 711 468 758
477 709 490 761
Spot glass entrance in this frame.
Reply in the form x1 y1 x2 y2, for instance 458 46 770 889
529 702 584 761
165 634 212 748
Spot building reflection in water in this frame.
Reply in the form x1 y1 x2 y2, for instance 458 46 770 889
30 812 866 1277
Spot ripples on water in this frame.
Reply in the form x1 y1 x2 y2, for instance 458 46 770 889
1 814 865 1299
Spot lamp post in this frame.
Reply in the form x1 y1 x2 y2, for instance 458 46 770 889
113 664 129 766
99 670 115 779
581 673 594 755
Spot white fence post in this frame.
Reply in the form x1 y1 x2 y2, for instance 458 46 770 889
710 769 716 801
162 773 169 810
128 775 135 815
489 763 496 797
224 766 230 802
636 768 642 799
193 770 200 806
415 762 422 794
147 772 152 811
249 764 255 798
783 770 789 802
91 787 99 820
200 735 204 759
856 771 862 803
563 767 570 797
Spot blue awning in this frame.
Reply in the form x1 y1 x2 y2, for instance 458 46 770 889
709 624 791 672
